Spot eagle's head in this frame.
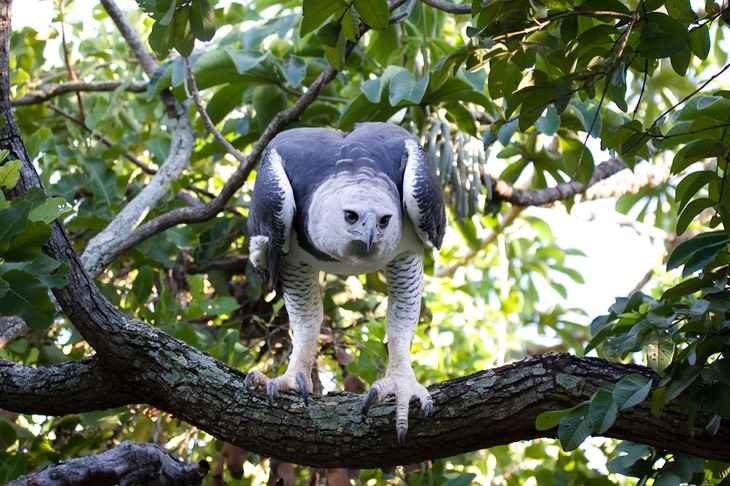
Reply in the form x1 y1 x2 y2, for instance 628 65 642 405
306 169 401 265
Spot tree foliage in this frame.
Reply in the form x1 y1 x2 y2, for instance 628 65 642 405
0 0 729 484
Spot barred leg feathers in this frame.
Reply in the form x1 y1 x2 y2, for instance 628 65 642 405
245 261 322 406
361 252 432 445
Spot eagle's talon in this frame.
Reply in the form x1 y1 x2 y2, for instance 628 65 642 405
266 381 277 407
397 426 407 446
362 387 379 415
424 401 433 419
296 371 309 406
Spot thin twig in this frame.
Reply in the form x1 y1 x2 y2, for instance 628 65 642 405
12 80 148 106
183 57 246 164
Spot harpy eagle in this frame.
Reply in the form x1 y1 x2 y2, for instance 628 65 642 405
245 122 446 443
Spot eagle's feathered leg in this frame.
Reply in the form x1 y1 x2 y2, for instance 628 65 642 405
245 261 322 406
361 252 432 445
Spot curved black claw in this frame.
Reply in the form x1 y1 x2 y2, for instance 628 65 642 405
244 373 255 389
424 401 433 419
397 426 407 446
296 371 309 406
266 381 277 408
361 387 379 415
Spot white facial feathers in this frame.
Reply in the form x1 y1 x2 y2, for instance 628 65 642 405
306 170 401 265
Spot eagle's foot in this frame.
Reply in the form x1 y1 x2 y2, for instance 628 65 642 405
361 372 433 445
244 370 311 407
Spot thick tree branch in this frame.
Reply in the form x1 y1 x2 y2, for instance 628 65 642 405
0 356 138 414
0 316 30 348
6 441 209 486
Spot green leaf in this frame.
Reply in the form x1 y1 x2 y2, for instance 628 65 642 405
638 13 690 59
0 200 31 246
354 0 389 30
301 0 347 37
589 388 619 434
0 269 56 330
670 46 691 76
558 403 592 451
173 6 195 57
0 160 22 190
666 231 730 270
613 374 652 410
388 70 428 106
189 0 216 41
677 197 714 235
675 170 719 213
130 265 154 309
689 24 711 60
316 20 342 47
0 417 17 450
671 139 727 173
0 220 51 262
281 55 307 88
535 404 582 431
442 473 478 486
28 196 72 224
664 365 702 401
324 30 347 70
644 330 674 372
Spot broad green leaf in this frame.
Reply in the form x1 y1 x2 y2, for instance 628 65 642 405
665 365 702 401
389 70 428 106
689 24 711 60
675 170 719 212
589 388 619 434
613 374 652 410
557 403 592 451
130 265 154 309
0 418 17 450
28 197 72 224
316 21 342 47
0 269 56 331
173 6 195 57
353 0 389 30
324 30 347 70
0 220 51 262
301 0 347 37
0 160 21 190
671 139 727 173
0 200 31 245
442 473 478 486
666 231 729 270
282 55 307 88
638 13 690 59
644 330 674 372
670 46 691 76
189 0 216 41
677 197 714 235
535 405 581 431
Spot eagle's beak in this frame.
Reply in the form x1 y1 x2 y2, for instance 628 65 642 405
361 212 377 253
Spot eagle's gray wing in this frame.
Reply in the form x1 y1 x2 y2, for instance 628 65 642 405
247 147 295 288
402 137 446 249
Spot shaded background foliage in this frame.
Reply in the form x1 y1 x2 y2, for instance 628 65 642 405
0 0 729 484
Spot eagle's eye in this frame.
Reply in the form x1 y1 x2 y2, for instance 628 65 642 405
344 210 359 224
379 215 391 228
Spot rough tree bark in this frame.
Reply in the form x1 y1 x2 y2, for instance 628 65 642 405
5 441 210 486
1 0 729 482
